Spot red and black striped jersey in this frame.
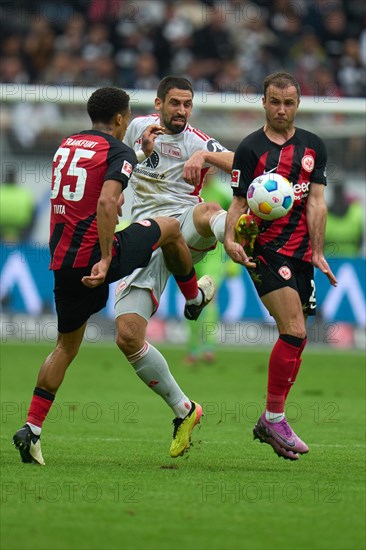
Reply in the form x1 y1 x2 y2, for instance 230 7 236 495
231 127 327 262
49 130 136 270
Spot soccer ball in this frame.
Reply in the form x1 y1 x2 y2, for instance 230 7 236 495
247 173 294 221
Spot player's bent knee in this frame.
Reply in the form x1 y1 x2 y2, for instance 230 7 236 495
115 315 146 356
116 330 142 356
193 202 224 235
196 201 222 218
154 217 181 245
283 325 307 340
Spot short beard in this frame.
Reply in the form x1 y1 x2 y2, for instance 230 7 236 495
163 118 186 134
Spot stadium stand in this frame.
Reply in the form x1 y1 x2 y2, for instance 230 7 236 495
0 0 365 97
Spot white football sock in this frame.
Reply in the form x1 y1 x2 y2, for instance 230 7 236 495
186 288 203 306
127 342 191 418
265 411 285 423
27 422 41 435
209 210 227 242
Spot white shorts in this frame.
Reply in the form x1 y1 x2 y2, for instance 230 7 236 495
115 204 217 320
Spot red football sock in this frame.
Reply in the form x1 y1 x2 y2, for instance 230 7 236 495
27 387 55 428
284 337 307 400
174 269 199 301
266 335 304 413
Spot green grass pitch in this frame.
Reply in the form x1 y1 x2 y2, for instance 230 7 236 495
1 342 365 550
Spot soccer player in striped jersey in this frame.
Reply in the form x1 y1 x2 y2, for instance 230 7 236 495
224 72 337 461
12 87 208 465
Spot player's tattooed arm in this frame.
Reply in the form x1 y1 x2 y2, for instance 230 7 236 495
136 124 165 162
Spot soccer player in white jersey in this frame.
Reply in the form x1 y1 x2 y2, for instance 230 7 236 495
114 76 240 458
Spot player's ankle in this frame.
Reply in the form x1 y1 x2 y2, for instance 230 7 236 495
265 411 285 423
186 289 203 306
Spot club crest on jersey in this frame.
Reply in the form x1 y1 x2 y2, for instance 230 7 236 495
231 169 241 187
301 155 315 172
137 220 152 227
145 151 160 169
121 160 133 177
161 143 182 159
278 266 292 280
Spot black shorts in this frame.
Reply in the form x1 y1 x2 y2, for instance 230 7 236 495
248 243 317 315
54 219 161 333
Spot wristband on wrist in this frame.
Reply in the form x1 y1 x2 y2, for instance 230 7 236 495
136 150 147 163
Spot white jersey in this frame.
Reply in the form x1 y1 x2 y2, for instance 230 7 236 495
124 113 228 220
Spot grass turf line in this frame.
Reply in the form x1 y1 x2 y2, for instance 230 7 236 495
1 343 365 550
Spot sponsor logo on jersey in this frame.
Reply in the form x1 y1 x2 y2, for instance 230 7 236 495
145 151 160 169
301 155 315 172
161 143 182 159
207 139 225 152
137 220 152 227
293 181 310 200
231 169 241 187
263 167 278 175
121 160 133 177
278 266 292 280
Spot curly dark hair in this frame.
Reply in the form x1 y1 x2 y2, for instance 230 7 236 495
87 87 130 123
157 76 194 101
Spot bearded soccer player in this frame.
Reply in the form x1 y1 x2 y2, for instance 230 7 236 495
113 76 248 457
13 87 207 465
224 72 337 461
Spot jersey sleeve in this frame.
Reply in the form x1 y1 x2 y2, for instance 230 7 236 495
203 137 228 154
186 130 228 160
230 139 258 197
124 115 160 149
123 118 140 149
311 136 327 185
105 144 137 190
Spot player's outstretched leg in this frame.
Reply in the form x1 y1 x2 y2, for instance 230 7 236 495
253 413 309 461
184 275 216 321
155 216 215 320
170 401 203 458
13 424 45 465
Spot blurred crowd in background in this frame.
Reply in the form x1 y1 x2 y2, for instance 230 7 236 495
1 0 365 97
